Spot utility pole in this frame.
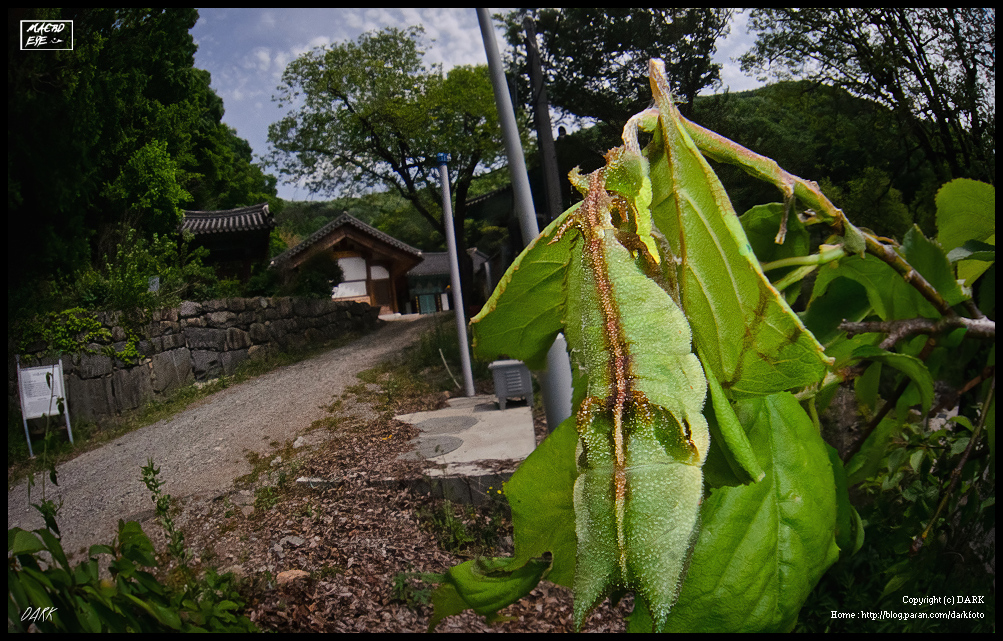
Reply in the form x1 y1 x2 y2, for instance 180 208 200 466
437 153 476 398
524 16 564 224
477 8 573 431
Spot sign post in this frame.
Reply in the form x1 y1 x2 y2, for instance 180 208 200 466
16 356 74 457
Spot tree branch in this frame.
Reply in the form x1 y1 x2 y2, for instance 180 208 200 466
840 316 996 350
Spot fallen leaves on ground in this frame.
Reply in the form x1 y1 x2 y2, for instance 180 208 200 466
173 375 629 632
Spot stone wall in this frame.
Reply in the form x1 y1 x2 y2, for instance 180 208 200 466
12 298 381 422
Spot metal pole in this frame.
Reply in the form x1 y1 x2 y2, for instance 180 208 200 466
437 153 476 397
477 8 573 431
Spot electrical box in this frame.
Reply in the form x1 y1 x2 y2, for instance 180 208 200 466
488 360 533 410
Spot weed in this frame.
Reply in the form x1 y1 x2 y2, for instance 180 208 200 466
391 571 433 609
254 486 280 510
9 460 257 632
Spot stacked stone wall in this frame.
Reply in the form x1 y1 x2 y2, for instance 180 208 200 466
11 298 381 422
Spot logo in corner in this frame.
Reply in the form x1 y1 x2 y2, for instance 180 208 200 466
20 20 74 50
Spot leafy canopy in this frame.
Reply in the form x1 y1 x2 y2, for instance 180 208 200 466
502 9 732 131
267 26 507 239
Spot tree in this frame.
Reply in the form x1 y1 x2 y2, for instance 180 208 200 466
267 27 510 303
740 8 996 185
8 8 279 318
503 9 732 135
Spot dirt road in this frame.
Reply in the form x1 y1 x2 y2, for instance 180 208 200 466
7 316 432 558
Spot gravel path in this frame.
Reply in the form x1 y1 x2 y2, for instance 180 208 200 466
7 316 433 559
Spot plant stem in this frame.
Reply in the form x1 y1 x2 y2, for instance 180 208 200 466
761 246 847 272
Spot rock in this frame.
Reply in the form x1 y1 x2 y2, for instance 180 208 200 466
276 569 310 585
280 535 306 548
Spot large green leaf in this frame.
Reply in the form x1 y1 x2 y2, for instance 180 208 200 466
645 62 831 396
664 393 839 632
702 356 765 487
471 204 579 369
428 416 579 630
505 416 579 587
428 556 551 629
936 178 995 287
812 254 940 321
9 528 47 556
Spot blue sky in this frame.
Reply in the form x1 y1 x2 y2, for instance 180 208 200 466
191 8 762 202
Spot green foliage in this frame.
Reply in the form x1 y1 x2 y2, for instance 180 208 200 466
691 81 938 240
254 486 280 511
740 9 995 185
503 9 732 129
426 62 994 632
391 570 433 610
283 252 345 299
17 308 111 356
102 139 190 235
8 462 257 633
268 27 506 233
8 8 280 324
267 25 512 303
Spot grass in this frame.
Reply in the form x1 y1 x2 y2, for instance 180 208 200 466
7 330 367 491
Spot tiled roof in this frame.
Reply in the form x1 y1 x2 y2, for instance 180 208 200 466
408 248 486 277
407 252 451 277
271 212 423 266
182 203 274 235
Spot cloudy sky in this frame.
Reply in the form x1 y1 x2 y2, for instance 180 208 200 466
191 8 762 202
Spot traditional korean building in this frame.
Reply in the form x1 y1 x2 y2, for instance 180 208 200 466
181 202 275 282
407 249 492 315
270 213 423 315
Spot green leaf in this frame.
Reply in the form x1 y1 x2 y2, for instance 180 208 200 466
426 416 580 630
846 416 904 486
936 178 995 286
851 345 934 415
947 239 996 264
36 527 70 571
664 393 839 632
740 202 810 303
702 356 765 487
445 556 551 618
812 253 939 320
854 361 882 415
827 445 859 560
428 582 471 632
902 225 967 306
802 276 871 346
504 415 579 587
470 204 578 369
9 528 47 556
646 63 831 396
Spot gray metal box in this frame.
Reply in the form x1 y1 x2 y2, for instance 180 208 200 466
488 360 533 410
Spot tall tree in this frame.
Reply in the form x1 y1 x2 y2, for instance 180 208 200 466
8 7 279 312
266 26 510 303
740 8 995 184
503 9 732 132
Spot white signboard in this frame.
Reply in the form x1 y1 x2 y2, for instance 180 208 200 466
16 357 74 458
19 363 65 419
